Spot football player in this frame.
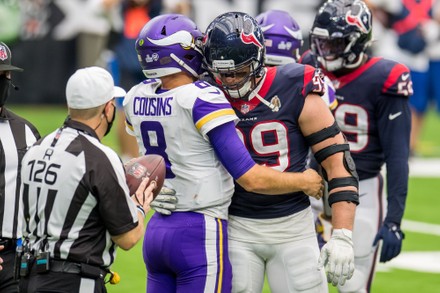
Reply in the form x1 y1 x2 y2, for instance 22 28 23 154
301 0 412 292
123 14 326 293
203 11 359 292
256 9 337 249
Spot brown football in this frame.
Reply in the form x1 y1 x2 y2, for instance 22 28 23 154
124 154 166 200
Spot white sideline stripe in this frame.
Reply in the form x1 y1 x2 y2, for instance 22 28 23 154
377 252 440 273
402 219 440 236
408 158 440 177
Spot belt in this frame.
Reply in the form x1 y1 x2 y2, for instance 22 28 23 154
49 259 108 280
0 238 16 252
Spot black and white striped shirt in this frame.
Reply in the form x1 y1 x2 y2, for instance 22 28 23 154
0 107 40 240
21 119 138 267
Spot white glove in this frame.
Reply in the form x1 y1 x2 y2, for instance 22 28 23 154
318 228 355 287
150 187 178 215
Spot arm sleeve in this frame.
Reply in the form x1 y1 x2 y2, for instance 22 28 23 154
207 121 256 180
377 94 411 225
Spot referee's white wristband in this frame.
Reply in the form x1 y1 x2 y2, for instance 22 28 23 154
136 205 145 218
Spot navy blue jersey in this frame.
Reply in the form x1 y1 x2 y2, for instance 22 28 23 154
227 63 325 219
301 52 412 224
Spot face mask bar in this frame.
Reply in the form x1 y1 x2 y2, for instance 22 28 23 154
210 61 259 99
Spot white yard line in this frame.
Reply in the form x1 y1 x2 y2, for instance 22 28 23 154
409 158 440 177
402 219 440 236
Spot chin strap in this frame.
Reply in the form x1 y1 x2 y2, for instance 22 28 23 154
170 53 199 78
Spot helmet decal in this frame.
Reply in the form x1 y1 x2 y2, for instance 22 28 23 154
345 2 371 34
240 16 263 48
147 30 194 49
284 26 303 40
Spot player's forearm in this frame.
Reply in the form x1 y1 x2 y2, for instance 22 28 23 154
111 217 144 250
330 201 356 230
237 164 306 194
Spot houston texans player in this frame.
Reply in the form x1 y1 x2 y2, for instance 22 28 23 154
256 9 337 249
203 12 359 292
301 1 412 292
123 14 325 293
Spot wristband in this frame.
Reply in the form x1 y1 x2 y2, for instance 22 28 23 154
136 205 146 218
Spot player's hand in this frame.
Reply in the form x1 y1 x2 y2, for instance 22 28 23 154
318 228 355 287
373 222 404 262
302 169 324 200
131 176 156 213
151 187 178 215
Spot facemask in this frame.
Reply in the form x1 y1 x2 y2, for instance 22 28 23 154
0 75 11 107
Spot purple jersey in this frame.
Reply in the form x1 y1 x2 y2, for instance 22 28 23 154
227 63 325 219
301 52 412 224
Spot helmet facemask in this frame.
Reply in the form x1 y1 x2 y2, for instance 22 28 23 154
210 59 262 99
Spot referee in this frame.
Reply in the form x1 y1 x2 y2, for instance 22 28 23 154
19 67 155 293
0 42 40 293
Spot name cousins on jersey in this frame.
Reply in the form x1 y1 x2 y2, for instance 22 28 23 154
132 96 172 116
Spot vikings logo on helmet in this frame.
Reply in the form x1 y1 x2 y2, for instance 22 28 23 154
345 1 371 34
240 16 263 48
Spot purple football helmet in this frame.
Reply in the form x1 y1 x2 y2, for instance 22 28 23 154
136 14 204 78
256 10 303 66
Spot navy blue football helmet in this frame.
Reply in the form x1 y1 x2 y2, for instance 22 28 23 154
310 0 373 72
203 12 265 99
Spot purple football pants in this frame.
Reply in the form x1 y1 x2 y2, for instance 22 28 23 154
143 212 232 293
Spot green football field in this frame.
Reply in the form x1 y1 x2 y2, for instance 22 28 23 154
9 105 440 293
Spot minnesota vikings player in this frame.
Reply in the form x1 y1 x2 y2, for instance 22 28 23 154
123 14 325 293
301 1 412 292
256 9 337 248
203 11 359 292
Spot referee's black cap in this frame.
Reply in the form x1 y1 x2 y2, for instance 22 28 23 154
0 42 23 72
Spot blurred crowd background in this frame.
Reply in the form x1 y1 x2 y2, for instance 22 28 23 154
0 0 329 105
1 0 440 157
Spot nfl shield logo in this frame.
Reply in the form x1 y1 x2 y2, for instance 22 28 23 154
0 45 8 61
129 163 148 179
241 104 250 114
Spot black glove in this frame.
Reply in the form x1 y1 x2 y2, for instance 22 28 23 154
373 222 405 263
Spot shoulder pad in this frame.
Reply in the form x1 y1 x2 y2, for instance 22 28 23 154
381 59 413 98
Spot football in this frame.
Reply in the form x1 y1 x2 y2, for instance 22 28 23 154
124 154 166 200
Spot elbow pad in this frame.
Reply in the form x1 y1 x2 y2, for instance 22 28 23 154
305 122 359 205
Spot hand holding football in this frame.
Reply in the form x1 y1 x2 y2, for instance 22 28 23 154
124 154 166 200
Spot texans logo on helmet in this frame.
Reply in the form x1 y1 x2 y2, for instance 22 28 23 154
240 16 263 48
345 2 371 34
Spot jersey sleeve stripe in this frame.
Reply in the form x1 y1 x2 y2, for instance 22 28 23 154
195 109 236 131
